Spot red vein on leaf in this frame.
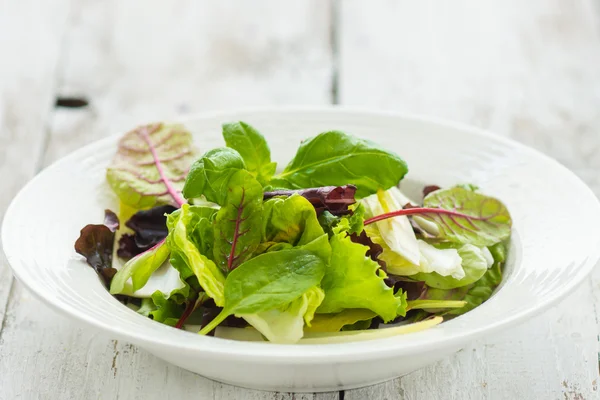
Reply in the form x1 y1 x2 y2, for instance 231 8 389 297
227 188 246 271
137 150 193 166
175 293 198 329
136 125 185 207
363 207 490 226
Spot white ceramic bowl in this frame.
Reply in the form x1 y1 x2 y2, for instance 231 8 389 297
3 108 600 392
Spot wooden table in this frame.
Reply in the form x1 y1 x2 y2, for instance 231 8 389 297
1 1 599 399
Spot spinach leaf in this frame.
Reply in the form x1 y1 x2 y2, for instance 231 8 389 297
318 232 403 322
271 131 408 198
182 147 246 203
199 249 326 335
166 204 226 306
106 123 194 209
213 169 263 272
222 121 277 186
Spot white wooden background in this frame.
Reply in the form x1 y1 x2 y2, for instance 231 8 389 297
1 1 599 399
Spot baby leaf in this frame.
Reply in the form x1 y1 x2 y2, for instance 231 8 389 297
110 240 170 295
222 121 277 186
166 204 226 306
117 205 177 259
420 187 512 246
213 170 263 272
318 232 403 322
182 147 246 203
271 131 408 198
74 210 119 286
199 249 326 335
263 185 357 216
106 123 195 209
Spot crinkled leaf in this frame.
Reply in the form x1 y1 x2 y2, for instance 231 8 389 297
106 123 194 209
74 210 119 286
182 147 246 203
222 121 276 186
213 169 263 272
110 240 170 295
241 286 325 343
318 232 403 322
147 290 185 326
117 205 177 259
271 131 408 198
263 185 357 216
166 204 226 306
199 249 326 335
417 187 512 246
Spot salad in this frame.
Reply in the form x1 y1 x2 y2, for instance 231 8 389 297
74 121 512 344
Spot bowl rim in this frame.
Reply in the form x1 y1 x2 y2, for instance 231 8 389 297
4 105 600 364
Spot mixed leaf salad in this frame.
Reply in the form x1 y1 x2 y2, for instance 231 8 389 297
75 122 512 344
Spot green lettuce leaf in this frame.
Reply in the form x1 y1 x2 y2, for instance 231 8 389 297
307 309 377 333
416 187 512 246
222 121 277 186
199 249 326 335
261 194 325 246
446 242 506 315
110 240 170 295
411 244 493 289
271 131 408 198
318 232 403 322
241 286 325 343
362 187 420 265
137 290 185 327
106 123 195 209
182 147 246 203
213 169 263 272
166 204 226 306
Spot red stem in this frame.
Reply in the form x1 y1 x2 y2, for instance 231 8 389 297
175 293 198 329
137 125 186 207
363 207 487 225
228 188 246 271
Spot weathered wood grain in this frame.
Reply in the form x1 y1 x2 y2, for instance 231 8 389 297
0 1 336 399
0 0 72 343
338 1 600 399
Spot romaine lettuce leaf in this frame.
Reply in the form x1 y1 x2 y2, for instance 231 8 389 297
166 204 226 306
362 187 420 265
110 240 170 295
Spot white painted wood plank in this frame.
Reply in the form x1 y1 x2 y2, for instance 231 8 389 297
338 1 600 399
0 0 71 346
0 1 336 399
